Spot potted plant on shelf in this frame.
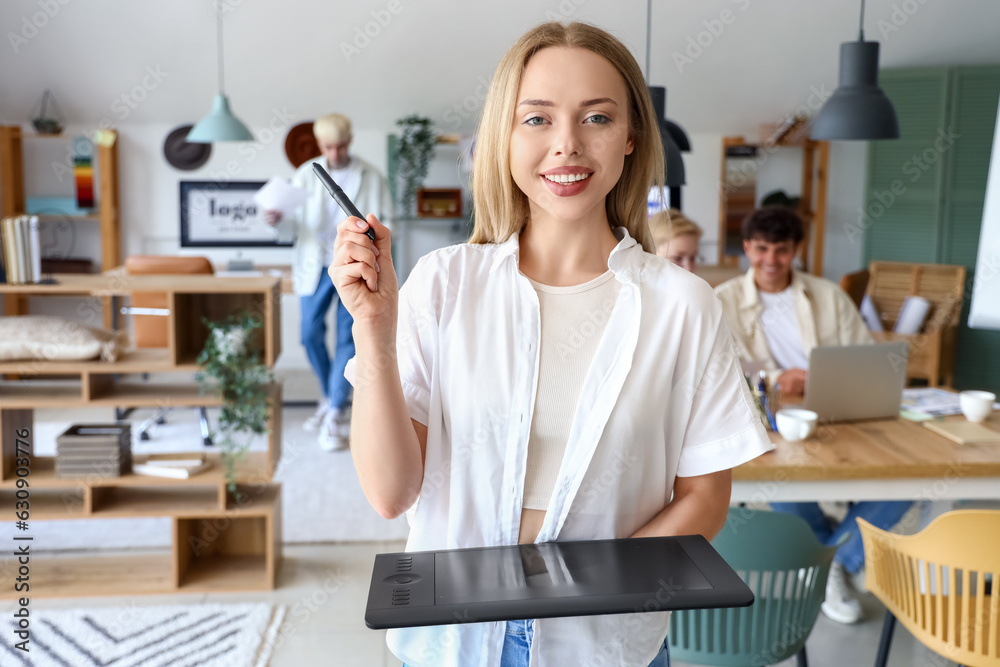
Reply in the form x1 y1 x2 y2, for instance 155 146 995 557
395 115 436 216
31 89 64 135
197 313 273 501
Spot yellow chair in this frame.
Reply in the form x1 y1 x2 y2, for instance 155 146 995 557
859 510 1000 667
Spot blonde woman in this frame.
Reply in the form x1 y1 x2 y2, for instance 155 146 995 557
650 208 703 272
331 22 771 667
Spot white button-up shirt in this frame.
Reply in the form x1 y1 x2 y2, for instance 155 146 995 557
347 228 772 667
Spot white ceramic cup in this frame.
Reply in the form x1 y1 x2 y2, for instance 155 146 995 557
775 408 819 442
959 390 996 423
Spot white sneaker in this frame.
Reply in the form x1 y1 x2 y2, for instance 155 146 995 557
821 562 863 624
318 406 350 451
303 400 331 432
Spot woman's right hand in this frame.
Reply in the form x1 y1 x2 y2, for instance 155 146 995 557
329 213 397 326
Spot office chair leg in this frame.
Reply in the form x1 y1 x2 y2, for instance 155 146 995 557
874 612 896 667
795 647 808 667
199 407 213 447
136 407 170 441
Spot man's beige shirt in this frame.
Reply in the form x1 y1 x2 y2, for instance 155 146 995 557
714 268 873 374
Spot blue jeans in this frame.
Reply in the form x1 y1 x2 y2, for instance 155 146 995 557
402 619 534 667
647 636 672 667
300 267 354 410
770 501 913 574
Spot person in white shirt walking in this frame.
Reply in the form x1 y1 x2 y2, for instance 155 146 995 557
331 23 772 667
265 114 393 451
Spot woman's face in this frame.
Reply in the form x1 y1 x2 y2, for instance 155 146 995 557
658 234 700 272
509 46 634 226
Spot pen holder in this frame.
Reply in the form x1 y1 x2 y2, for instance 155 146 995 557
747 377 781 432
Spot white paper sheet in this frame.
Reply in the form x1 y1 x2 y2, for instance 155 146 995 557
894 296 931 334
253 176 308 216
901 387 1000 416
860 295 884 332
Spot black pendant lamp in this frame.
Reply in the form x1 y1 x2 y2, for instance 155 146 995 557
648 86 687 188
645 0 688 196
811 0 899 141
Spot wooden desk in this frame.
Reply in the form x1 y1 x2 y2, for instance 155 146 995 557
732 412 1000 502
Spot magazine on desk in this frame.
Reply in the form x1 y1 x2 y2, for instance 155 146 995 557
902 388 1000 417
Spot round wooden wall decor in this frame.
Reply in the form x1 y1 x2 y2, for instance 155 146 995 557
285 122 321 168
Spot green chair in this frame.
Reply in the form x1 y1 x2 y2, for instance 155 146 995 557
669 508 847 667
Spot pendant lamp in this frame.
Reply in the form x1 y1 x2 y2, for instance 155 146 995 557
187 0 253 143
645 0 687 193
648 86 687 188
811 0 899 141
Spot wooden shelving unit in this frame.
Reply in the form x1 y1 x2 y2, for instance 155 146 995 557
718 135 830 276
0 273 283 598
0 125 121 328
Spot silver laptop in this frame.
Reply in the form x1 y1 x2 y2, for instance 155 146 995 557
804 342 908 422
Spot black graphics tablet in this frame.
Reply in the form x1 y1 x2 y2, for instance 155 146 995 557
365 535 752 629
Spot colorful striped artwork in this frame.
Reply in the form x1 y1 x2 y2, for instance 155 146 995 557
74 135 94 209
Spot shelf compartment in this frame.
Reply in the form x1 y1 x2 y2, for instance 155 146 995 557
84 382 223 407
175 507 278 591
0 552 175 599
173 292 270 366
0 349 198 374
0 486 87 519
0 380 83 407
0 453 272 489
91 485 224 517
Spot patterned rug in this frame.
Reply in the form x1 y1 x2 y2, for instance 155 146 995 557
1 603 285 667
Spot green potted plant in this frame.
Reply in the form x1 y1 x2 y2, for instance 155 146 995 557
31 89 64 135
395 115 436 215
197 313 273 501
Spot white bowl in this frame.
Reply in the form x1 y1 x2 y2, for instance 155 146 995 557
959 390 996 423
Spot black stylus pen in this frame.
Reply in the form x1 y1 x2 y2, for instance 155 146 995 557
312 162 378 243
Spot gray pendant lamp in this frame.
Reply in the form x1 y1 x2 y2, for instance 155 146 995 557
187 0 253 143
811 0 899 141
645 0 687 188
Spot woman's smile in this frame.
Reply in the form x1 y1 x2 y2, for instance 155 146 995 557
541 167 594 196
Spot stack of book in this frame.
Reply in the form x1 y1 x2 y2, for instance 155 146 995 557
1 215 43 284
133 454 212 479
55 424 132 479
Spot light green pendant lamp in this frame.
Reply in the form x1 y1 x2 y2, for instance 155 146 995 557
187 0 253 143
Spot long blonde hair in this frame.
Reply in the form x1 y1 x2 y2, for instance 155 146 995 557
469 22 665 253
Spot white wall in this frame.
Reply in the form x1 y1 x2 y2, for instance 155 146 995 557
18 121 869 282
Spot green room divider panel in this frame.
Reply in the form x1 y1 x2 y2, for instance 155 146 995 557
942 66 1000 392
863 68 950 265
865 65 1000 392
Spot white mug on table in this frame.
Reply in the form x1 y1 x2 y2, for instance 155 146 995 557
775 408 818 442
959 390 996 423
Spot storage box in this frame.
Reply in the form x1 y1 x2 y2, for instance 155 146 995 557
416 188 462 218
55 423 132 478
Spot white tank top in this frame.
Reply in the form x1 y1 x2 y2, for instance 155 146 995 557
522 270 620 511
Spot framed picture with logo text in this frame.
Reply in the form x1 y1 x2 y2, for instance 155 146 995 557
179 180 294 248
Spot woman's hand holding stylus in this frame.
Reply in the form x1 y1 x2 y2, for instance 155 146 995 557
328 213 397 325
329 213 424 519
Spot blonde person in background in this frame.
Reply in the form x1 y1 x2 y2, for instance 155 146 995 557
650 208 702 271
264 113 393 451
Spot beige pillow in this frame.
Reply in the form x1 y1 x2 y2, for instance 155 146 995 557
0 316 129 362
